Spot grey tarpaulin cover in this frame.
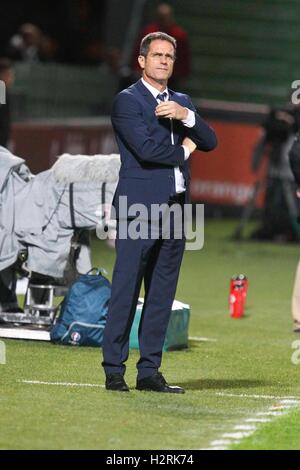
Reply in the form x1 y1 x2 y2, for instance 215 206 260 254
0 146 120 278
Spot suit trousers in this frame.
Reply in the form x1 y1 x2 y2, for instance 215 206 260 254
102 196 186 379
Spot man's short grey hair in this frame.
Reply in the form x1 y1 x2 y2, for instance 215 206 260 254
139 32 177 58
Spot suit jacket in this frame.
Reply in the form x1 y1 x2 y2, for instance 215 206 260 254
111 79 217 217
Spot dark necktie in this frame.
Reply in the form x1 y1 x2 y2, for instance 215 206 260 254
156 91 179 196
157 92 168 102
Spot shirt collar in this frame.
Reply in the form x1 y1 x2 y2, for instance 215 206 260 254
141 78 168 100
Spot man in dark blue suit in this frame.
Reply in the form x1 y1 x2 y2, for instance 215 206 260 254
102 32 217 393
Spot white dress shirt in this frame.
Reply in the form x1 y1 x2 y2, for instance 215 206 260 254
141 78 195 194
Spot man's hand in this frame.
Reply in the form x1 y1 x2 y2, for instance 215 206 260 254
182 137 197 154
155 101 188 120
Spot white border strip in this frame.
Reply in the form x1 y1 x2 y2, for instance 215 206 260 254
216 392 300 400
19 379 105 388
203 394 300 450
189 336 217 342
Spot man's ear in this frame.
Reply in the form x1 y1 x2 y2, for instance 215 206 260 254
138 55 145 70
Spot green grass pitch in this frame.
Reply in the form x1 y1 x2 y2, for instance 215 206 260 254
1 220 300 450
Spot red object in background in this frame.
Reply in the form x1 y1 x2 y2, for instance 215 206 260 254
229 275 248 318
190 120 268 208
11 120 118 174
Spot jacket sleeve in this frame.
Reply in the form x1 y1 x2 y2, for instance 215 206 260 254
185 96 218 152
111 91 185 167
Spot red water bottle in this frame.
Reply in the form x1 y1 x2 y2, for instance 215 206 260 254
229 274 248 318
230 284 245 318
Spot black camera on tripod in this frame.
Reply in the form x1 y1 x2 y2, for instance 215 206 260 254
289 132 300 187
234 104 300 242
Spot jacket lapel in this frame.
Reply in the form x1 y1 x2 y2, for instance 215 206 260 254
135 79 158 108
168 88 184 106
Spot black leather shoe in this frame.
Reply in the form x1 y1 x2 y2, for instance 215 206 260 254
136 372 185 394
105 373 129 392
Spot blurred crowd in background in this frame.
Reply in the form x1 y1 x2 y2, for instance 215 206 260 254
0 0 108 66
0 0 191 86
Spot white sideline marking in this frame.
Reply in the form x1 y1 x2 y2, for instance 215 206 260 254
234 425 256 431
20 380 105 388
211 440 238 446
280 399 300 405
216 392 300 400
256 411 285 416
204 394 300 450
245 418 271 423
223 432 253 439
277 405 297 410
189 336 217 342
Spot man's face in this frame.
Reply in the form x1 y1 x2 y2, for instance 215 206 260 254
138 39 175 86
